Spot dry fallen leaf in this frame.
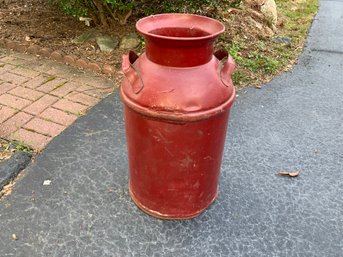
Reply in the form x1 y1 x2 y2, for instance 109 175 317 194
277 171 300 177
0 182 14 198
43 180 52 186
289 172 300 177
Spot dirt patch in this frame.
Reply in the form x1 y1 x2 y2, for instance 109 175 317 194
0 0 135 69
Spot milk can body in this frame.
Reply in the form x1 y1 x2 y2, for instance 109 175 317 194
120 14 236 219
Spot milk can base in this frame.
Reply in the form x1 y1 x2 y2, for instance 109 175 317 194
129 185 218 220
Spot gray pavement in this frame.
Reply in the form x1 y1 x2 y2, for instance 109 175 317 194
1 0 343 256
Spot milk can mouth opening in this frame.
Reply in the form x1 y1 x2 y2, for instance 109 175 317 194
136 13 225 41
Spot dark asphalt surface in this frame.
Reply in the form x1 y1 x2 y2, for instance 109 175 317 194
0 151 32 191
0 1 343 256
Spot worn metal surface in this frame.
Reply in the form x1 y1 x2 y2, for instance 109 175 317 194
121 14 236 219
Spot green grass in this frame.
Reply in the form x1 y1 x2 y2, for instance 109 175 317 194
278 0 319 41
14 142 34 153
228 44 280 74
245 52 280 73
232 71 252 85
53 82 67 90
44 76 56 84
224 0 318 86
1 139 34 153
227 42 280 84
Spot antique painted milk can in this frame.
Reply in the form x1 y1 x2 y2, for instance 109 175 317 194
120 14 235 219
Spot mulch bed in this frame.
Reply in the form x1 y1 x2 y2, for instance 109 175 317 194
0 0 137 78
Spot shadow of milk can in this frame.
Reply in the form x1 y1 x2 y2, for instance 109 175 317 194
120 14 236 219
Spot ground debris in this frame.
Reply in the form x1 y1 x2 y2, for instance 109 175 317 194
43 180 52 186
12 233 18 240
277 171 300 177
0 181 15 198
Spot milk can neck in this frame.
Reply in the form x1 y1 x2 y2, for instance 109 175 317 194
144 36 215 67
136 14 225 67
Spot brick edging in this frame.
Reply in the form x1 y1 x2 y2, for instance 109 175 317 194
0 39 116 77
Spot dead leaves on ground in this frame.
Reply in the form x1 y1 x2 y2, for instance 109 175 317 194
12 234 18 241
0 181 15 198
277 171 300 177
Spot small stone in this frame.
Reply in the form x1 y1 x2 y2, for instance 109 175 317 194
102 64 115 75
16 44 28 53
248 17 263 30
272 36 292 46
76 58 89 69
63 55 78 66
96 35 119 52
248 9 265 20
72 30 98 44
39 47 53 58
244 0 265 7
263 26 275 36
87 62 101 73
119 33 140 50
27 45 40 55
50 51 63 62
261 0 278 26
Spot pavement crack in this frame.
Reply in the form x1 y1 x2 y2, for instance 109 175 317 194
311 48 343 55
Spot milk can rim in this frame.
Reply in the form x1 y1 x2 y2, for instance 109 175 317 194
136 13 225 41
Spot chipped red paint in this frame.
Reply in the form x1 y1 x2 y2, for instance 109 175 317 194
120 14 236 219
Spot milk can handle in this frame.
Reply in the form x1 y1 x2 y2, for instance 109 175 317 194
122 51 144 94
214 49 236 87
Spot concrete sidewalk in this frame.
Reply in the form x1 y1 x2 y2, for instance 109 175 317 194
0 0 342 256
0 50 115 150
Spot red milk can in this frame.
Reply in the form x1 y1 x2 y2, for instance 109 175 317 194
120 13 236 219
